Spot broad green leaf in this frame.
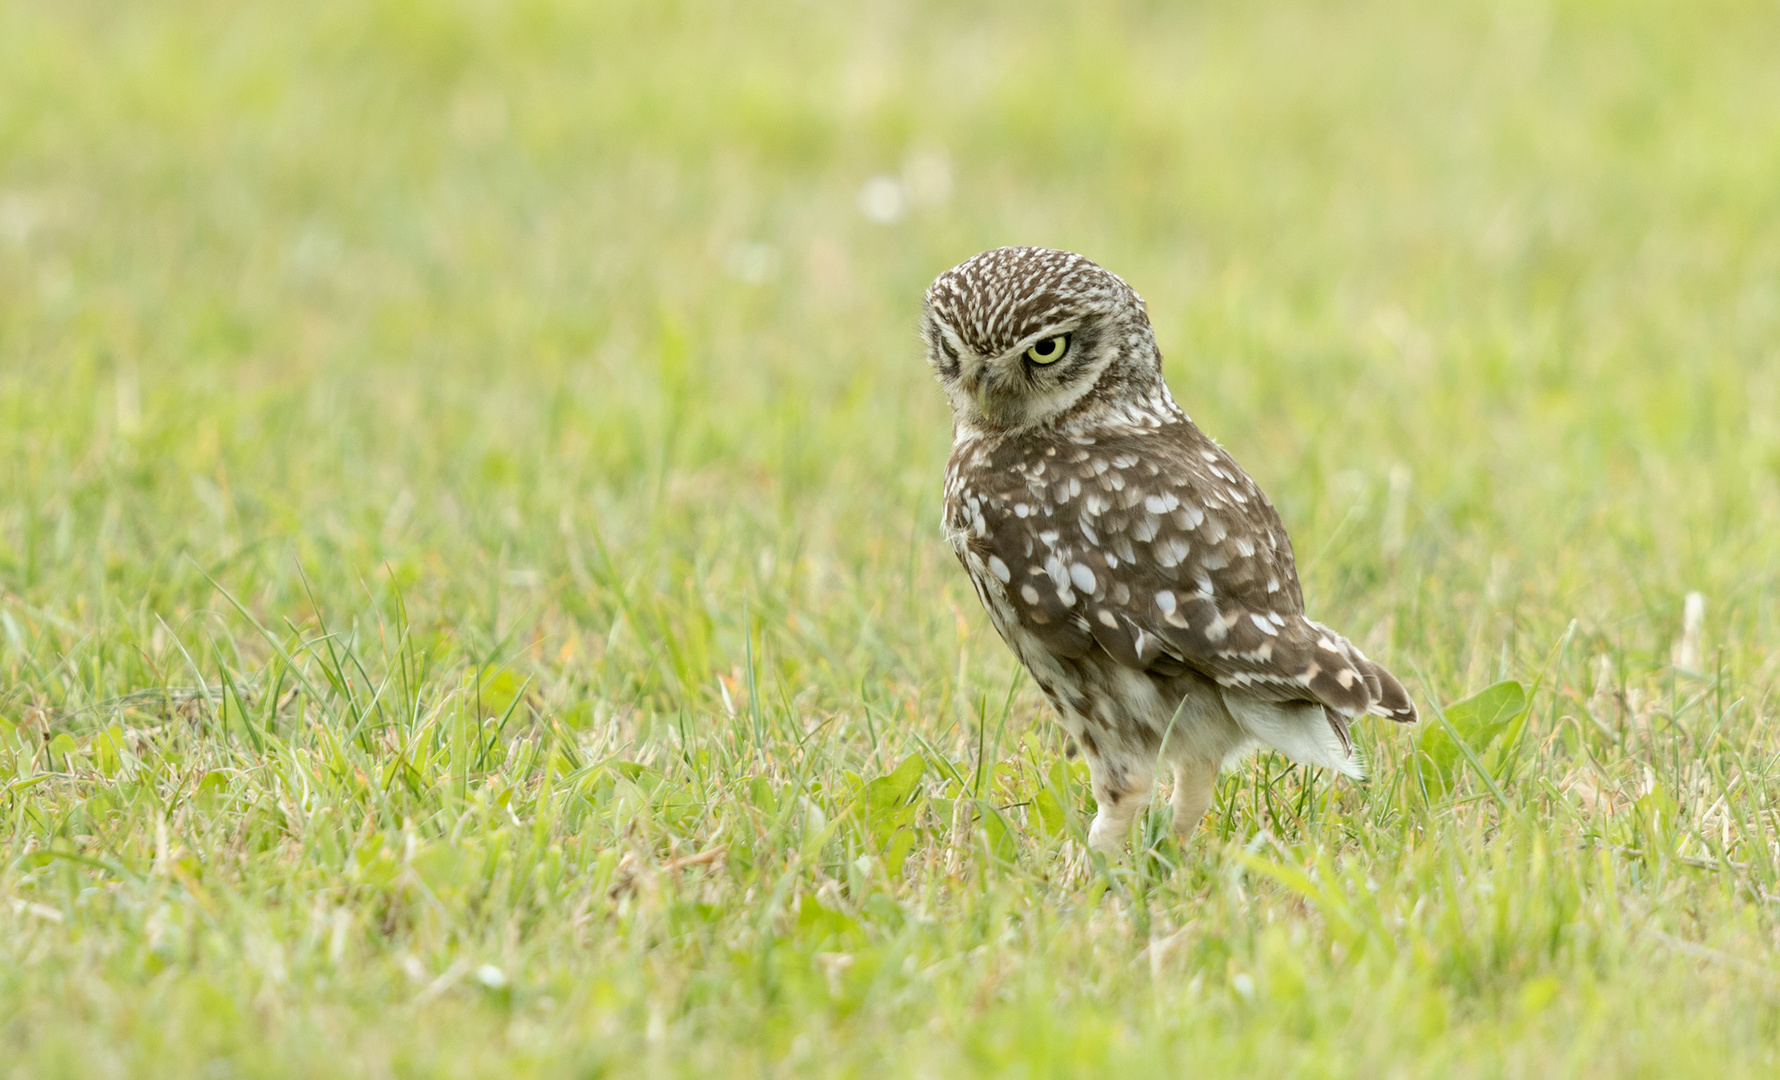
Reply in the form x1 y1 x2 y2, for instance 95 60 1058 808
656 784 703 829
747 774 777 813
475 667 523 720
883 830 917 878
982 807 1018 865
5 775 51 796
48 733 77 764
92 725 126 777
608 760 663 792
1417 680 1529 797
1033 787 1065 836
861 754 925 846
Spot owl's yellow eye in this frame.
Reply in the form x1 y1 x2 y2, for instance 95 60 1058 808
1025 335 1070 365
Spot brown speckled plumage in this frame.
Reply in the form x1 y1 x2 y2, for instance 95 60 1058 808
924 247 1416 854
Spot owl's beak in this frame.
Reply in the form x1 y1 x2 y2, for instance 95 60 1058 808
970 358 1028 428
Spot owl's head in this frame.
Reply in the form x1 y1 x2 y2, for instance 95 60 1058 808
922 247 1163 434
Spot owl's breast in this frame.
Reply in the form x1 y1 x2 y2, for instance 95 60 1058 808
944 438 1099 664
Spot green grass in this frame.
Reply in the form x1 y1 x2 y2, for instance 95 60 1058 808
4 0 1780 1075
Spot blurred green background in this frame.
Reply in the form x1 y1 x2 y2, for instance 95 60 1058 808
4 0 1780 1075
4 0 1776 672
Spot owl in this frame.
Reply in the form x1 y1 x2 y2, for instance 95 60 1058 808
924 247 1417 855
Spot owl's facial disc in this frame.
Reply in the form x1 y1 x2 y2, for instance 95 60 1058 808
927 315 1105 431
923 247 1162 432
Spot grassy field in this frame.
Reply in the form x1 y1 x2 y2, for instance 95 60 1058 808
4 0 1780 1075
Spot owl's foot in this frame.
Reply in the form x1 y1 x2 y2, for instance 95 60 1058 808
1087 800 1148 856
1086 812 1127 856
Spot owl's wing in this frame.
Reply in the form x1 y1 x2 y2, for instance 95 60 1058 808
968 425 1417 740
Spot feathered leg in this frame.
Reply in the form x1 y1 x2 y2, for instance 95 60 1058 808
1170 756 1218 836
1084 749 1152 855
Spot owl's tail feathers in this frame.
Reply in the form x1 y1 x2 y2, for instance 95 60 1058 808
1358 655 1418 724
1308 648 1412 778
1299 622 1418 726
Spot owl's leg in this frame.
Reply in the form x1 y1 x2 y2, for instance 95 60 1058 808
1169 756 1219 837
1085 750 1153 856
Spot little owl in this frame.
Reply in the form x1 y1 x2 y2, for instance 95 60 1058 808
924 247 1417 855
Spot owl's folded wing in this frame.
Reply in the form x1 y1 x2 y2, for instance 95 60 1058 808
969 429 1417 736
1088 590 1418 741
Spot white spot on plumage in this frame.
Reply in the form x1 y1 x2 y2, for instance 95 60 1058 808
987 555 1011 583
1021 583 1041 605
1249 613 1279 636
1096 609 1118 628
1069 563 1097 593
1223 643 1273 662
